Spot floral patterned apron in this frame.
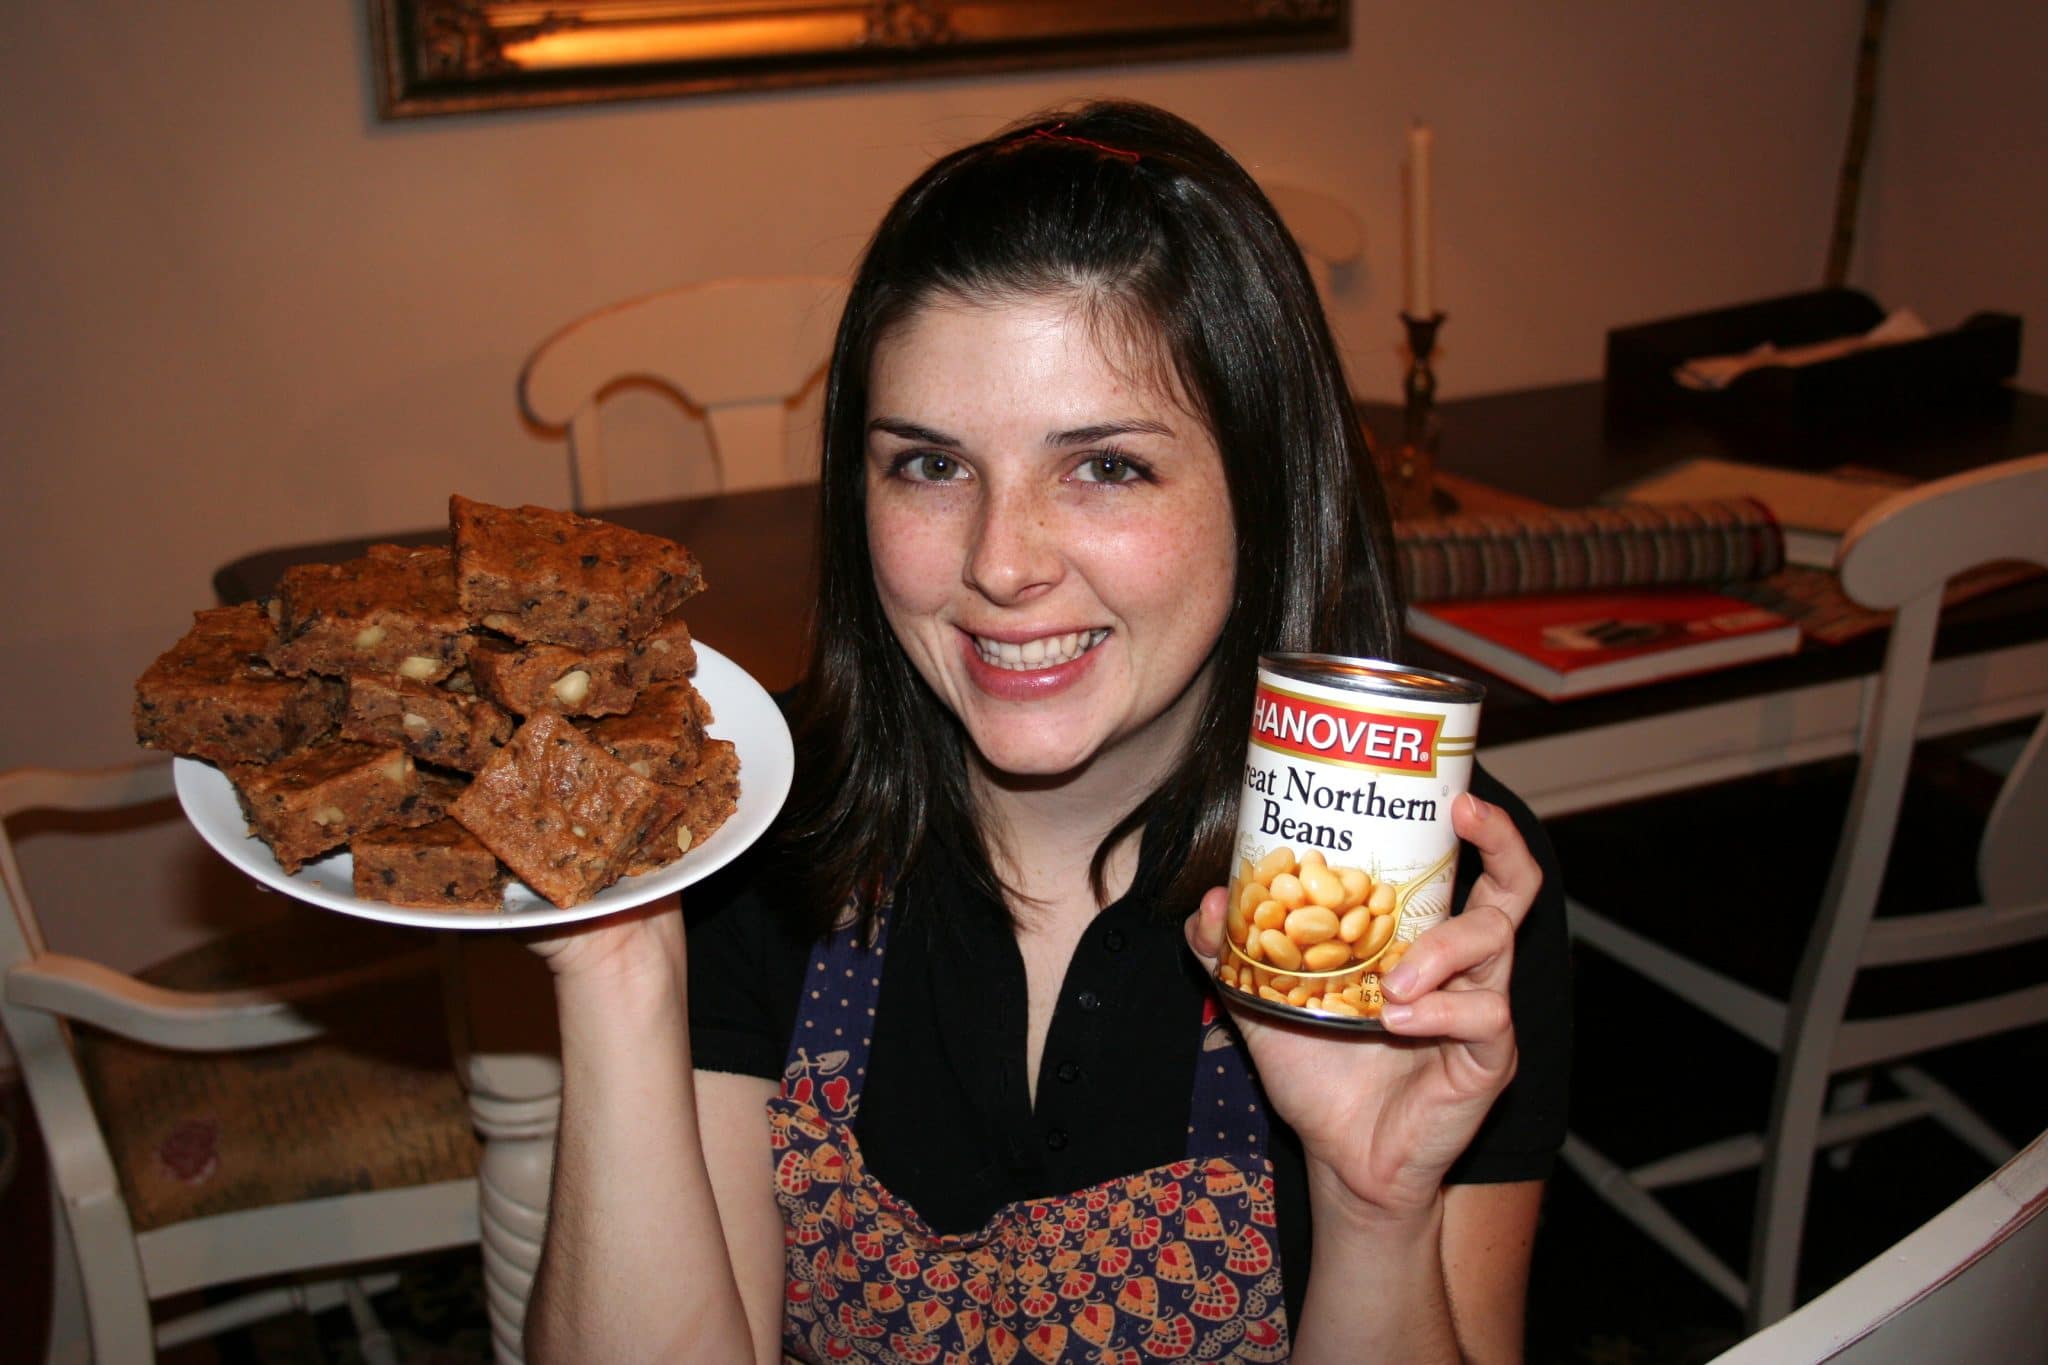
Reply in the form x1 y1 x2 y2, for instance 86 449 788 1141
772 913 1292 1363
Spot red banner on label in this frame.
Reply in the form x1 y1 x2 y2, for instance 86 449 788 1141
1250 686 1441 773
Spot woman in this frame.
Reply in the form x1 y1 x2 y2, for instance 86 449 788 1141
527 100 1568 1363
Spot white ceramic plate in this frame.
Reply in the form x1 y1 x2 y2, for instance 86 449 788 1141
174 644 793 931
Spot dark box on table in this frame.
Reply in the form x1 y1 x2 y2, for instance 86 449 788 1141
1603 288 2021 464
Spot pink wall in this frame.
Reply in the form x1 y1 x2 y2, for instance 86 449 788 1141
3 1 2036 966
1854 0 2048 375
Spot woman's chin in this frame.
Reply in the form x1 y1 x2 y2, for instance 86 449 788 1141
968 735 1100 785
956 705 1118 783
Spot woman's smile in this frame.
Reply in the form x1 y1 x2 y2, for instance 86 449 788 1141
968 627 1110 672
959 625 1110 702
863 294 1237 783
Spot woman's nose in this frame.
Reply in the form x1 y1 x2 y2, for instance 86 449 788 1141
964 484 1061 605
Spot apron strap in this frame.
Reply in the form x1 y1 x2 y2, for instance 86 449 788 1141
780 911 890 1121
1187 995 1272 1163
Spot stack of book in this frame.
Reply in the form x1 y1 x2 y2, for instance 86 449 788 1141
1394 498 1801 700
1394 497 1785 602
1606 457 1910 569
1404 590 1800 700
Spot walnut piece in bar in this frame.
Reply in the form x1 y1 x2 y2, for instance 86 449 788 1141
450 494 704 651
266 544 471 683
226 741 435 874
135 604 342 765
468 608 699 719
352 818 510 911
449 713 674 908
342 672 513 772
467 638 640 719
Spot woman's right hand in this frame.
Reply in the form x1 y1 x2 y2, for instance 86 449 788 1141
1182 792 1537 1220
524 893 688 989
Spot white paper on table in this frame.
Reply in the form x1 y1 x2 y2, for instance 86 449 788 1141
1673 308 1931 391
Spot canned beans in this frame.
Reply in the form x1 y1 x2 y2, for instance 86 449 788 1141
1224 655 1479 1029
1218 845 1413 1021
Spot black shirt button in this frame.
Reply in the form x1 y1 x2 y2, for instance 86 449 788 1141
1045 1127 1070 1151
1076 990 1101 1011
1103 928 1127 952
1056 1060 1082 1084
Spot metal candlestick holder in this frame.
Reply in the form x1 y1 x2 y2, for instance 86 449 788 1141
1384 311 1446 521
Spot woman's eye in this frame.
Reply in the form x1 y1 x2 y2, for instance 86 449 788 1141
898 452 965 482
1075 453 1144 484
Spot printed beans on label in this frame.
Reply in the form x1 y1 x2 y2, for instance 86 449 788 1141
1221 847 1403 1017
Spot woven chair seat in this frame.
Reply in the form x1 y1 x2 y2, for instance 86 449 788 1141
73 912 478 1232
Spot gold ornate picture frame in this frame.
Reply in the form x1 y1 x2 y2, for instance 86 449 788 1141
370 0 1348 119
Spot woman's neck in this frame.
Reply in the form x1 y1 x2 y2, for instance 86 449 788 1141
970 735 1174 925
967 657 1216 925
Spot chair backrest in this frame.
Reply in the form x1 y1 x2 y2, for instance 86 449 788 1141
1785 450 2048 1048
1819 450 2048 960
0 760 177 985
518 275 848 508
1709 1127 2048 1363
1836 451 2048 917
1749 452 2048 1317
1262 182 1364 308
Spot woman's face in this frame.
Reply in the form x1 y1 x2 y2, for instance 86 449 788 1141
864 295 1237 784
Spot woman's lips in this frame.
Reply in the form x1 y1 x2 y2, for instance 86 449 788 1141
959 628 1107 701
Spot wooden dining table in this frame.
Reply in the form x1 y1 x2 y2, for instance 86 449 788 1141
219 380 2048 811
213 380 2048 1362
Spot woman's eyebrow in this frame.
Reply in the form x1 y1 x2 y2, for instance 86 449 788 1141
1046 419 1174 446
867 418 961 448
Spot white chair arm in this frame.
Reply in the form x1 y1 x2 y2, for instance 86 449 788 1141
4 946 440 1050
0 758 174 817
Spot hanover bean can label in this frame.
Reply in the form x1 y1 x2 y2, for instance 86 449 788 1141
1222 655 1482 1030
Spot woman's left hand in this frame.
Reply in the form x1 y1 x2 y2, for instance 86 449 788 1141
1183 791 1542 1221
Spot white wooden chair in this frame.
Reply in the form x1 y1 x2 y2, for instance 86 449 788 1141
1262 182 1365 309
517 274 848 509
0 759 480 1362
1562 451 2048 1328
1707 1127 2048 1363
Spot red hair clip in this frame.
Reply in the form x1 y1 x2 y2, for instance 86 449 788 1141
1021 122 1141 165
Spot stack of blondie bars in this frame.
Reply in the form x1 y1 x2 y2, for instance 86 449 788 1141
135 495 741 911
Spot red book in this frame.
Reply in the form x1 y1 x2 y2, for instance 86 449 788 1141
1405 589 1800 700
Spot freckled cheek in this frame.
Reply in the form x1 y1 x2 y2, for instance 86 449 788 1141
867 509 962 622
1085 516 1236 611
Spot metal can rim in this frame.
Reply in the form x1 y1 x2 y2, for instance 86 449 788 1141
1259 652 1486 706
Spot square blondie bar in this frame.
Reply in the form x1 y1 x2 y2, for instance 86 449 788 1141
621 738 741 877
267 545 471 683
226 741 435 873
578 681 711 783
626 613 698 686
352 818 510 911
449 713 675 908
451 495 704 651
342 672 514 773
135 604 342 765
467 638 640 719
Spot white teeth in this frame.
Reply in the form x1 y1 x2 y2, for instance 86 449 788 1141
974 629 1107 671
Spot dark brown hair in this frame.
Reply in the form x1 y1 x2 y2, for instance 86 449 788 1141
782 100 1400 934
